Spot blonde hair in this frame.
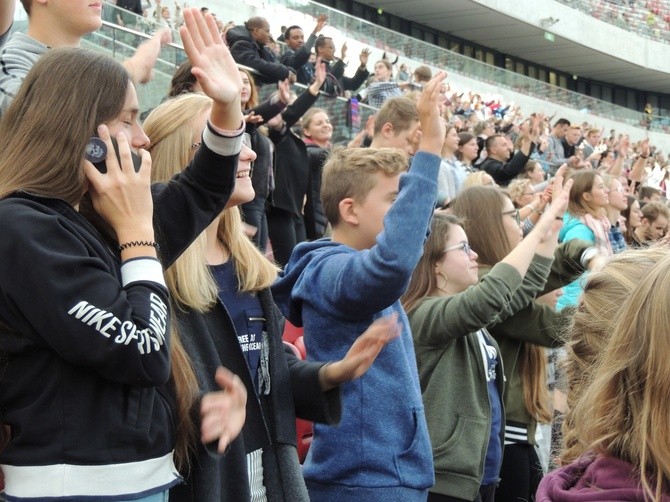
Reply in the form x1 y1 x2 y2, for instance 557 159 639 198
568 250 670 500
321 147 408 226
144 93 279 467
462 171 494 189
144 93 279 302
302 107 328 137
562 247 668 465
506 179 533 208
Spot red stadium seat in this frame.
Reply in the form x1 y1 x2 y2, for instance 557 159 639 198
282 320 304 345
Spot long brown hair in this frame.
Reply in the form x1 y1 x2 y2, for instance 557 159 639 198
562 247 668 465
451 185 551 424
569 250 670 500
566 170 606 218
450 186 512 267
0 48 128 205
402 213 463 313
239 68 259 110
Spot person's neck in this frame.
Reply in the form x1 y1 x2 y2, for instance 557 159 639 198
28 20 82 48
331 227 367 251
633 225 648 243
441 147 456 159
606 206 621 225
204 217 230 265
305 137 329 148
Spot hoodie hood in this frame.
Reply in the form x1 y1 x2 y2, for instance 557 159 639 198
536 455 664 501
559 213 584 242
225 25 254 48
271 239 347 326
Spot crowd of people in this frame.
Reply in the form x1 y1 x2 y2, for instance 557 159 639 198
2 2 670 502
558 0 670 42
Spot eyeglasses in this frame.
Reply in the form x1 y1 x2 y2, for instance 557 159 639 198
502 208 521 225
611 186 626 193
443 241 475 256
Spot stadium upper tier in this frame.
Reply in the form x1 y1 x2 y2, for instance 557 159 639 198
556 0 670 44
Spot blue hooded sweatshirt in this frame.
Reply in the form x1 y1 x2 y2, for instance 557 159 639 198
272 151 440 502
556 213 595 310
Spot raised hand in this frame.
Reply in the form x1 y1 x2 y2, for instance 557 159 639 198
314 13 328 33
359 48 370 67
417 71 448 155
277 78 291 104
200 367 247 453
180 8 242 130
340 41 348 60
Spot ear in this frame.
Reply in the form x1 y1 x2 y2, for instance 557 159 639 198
381 122 395 139
338 198 359 226
582 192 593 202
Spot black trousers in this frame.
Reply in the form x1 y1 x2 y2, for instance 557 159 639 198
267 207 306 267
494 443 543 502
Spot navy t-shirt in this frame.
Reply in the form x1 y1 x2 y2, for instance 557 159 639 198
477 330 503 484
211 262 265 393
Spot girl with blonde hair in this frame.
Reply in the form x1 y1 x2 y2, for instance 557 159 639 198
539 248 670 501
145 93 398 502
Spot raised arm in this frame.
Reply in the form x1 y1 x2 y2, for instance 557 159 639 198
309 73 447 319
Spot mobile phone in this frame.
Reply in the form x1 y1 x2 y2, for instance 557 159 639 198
91 138 142 174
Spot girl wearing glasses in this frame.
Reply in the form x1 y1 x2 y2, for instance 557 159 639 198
448 178 597 502
402 174 572 502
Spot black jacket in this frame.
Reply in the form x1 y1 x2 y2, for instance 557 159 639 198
245 97 286 200
304 144 329 240
481 143 536 187
321 59 369 97
268 87 319 216
280 33 318 85
169 288 341 502
0 128 239 499
227 26 291 85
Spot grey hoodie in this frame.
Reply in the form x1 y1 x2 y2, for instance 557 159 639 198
0 32 48 116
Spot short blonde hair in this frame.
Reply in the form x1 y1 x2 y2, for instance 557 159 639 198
321 147 408 226
506 179 533 207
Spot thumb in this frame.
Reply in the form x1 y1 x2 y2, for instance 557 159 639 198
214 366 239 391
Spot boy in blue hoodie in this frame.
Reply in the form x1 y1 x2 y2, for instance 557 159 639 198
271 73 447 501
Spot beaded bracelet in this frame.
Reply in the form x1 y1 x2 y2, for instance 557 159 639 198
118 240 160 253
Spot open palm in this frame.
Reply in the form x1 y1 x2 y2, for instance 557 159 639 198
180 8 242 106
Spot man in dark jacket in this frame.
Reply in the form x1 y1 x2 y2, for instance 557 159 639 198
314 36 370 97
481 117 541 186
280 14 327 85
226 17 295 85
